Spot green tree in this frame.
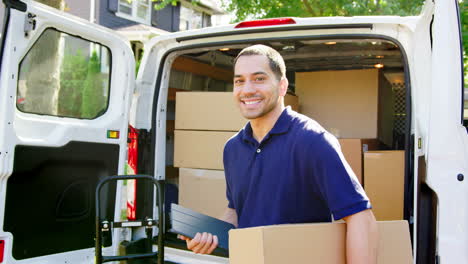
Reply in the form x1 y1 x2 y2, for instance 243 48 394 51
223 0 425 21
152 0 180 10
152 0 425 20
81 51 105 118
460 0 468 86
23 0 64 115
58 50 88 116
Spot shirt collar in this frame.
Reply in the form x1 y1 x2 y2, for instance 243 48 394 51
240 106 295 143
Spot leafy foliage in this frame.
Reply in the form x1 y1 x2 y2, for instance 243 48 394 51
58 50 107 119
81 51 106 118
460 0 468 86
223 0 425 21
153 0 189 10
58 50 88 116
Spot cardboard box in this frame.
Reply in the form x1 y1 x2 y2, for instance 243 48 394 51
339 139 363 184
229 221 412 264
178 168 228 219
338 138 380 184
174 130 236 170
175 92 299 131
364 151 405 220
296 69 379 138
284 93 299 112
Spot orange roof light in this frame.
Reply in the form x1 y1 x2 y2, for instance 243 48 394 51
374 63 384 69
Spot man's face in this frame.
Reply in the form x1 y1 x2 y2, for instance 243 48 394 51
233 55 285 120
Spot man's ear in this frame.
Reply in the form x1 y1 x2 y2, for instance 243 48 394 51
279 77 289 96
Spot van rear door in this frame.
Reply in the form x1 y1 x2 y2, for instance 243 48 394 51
421 0 468 263
0 1 134 263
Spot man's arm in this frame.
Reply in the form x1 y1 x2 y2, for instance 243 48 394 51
220 207 238 227
179 208 238 254
343 209 379 264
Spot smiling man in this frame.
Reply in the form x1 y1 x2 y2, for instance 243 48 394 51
180 44 378 263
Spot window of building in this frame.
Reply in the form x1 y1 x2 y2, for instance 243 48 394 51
117 0 151 25
17 28 111 119
179 3 212 31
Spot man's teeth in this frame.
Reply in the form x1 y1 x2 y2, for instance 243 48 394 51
244 100 261 105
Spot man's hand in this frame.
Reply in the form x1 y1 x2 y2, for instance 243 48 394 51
178 233 218 254
178 208 237 255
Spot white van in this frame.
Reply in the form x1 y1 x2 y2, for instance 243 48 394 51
0 0 466 263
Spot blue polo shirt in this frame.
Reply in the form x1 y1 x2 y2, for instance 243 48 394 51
223 107 371 228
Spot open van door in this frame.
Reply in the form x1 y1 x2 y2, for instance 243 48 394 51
414 0 468 263
0 0 134 263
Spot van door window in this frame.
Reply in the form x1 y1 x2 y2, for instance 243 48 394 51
17 28 111 119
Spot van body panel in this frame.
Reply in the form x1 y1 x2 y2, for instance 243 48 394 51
408 2 434 260
424 0 468 263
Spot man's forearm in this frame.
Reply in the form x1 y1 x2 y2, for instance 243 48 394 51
220 208 238 227
344 209 378 264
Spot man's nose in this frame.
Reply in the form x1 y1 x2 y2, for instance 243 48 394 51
242 80 256 94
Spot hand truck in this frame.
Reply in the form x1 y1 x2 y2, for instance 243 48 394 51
95 175 165 264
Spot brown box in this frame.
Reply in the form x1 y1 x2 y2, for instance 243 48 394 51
178 168 228 219
175 92 299 131
284 93 299 112
338 138 380 184
296 69 379 139
229 221 412 264
174 130 236 170
364 151 405 220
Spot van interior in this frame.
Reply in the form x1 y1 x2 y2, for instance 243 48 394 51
157 38 435 260
166 38 408 204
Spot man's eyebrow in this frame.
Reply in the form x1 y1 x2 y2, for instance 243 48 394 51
252 71 267 76
234 72 268 79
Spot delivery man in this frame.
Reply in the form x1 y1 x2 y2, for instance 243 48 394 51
180 44 378 264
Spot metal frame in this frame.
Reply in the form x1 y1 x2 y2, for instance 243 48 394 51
95 175 165 264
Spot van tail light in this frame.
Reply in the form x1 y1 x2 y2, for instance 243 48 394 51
235 18 296 28
127 126 139 220
127 125 139 173
126 180 137 220
0 240 5 263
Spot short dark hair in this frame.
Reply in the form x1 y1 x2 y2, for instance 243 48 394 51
234 45 286 81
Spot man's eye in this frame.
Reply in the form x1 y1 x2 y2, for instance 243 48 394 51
255 77 265 82
234 79 244 85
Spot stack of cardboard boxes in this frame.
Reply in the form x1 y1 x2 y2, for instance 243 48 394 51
296 69 406 221
336 139 405 221
174 92 235 219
